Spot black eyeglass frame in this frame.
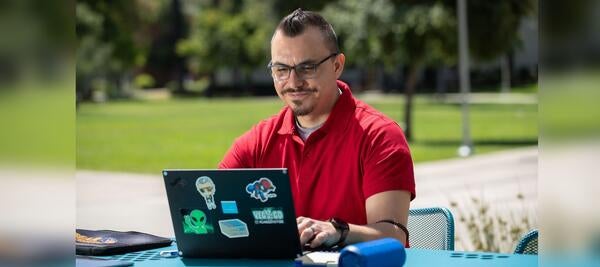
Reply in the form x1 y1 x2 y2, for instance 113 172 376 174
267 52 339 81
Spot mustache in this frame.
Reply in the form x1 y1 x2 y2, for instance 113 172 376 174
281 87 318 95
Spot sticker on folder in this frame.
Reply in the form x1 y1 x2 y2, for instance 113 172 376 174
196 176 217 210
181 209 214 235
76 232 118 244
218 219 249 238
245 177 277 202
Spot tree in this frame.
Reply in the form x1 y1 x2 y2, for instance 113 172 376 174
76 0 165 101
323 0 398 91
389 1 458 141
143 0 189 95
325 0 536 141
325 0 456 141
177 0 278 96
464 1 537 92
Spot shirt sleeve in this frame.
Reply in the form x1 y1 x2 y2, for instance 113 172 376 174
218 129 256 169
361 122 416 200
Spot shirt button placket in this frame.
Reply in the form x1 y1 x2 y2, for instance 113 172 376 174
298 142 311 203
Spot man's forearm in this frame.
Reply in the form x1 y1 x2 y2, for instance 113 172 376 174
345 222 408 246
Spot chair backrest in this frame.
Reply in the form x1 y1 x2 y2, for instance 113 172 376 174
514 229 538 254
407 207 455 250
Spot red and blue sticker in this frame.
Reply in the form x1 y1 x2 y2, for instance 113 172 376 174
245 177 277 202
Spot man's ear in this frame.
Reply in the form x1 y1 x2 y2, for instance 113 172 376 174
334 53 345 79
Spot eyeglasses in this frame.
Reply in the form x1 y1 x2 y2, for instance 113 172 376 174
267 53 338 81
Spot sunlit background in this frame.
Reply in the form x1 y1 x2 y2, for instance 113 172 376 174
74 0 540 254
0 0 599 265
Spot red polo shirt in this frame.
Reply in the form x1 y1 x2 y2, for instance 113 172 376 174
219 80 415 225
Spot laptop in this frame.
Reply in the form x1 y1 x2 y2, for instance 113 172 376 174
162 168 304 259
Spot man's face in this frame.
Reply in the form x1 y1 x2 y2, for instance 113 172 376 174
270 27 344 117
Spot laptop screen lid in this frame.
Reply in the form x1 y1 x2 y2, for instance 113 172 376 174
162 168 303 259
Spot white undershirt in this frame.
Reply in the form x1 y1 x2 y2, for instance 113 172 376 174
295 120 322 141
294 88 342 141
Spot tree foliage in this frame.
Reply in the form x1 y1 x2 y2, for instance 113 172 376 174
324 0 457 140
76 0 536 105
324 0 535 140
322 0 396 68
177 0 277 74
76 0 167 99
466 0 537 61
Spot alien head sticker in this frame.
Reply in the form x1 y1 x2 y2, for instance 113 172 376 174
181 209 214 235
245 177 277 202
196 176 217 210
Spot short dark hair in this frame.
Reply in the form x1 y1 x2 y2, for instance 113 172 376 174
275 8 339 53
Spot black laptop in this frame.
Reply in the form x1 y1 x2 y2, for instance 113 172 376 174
162 168 304 259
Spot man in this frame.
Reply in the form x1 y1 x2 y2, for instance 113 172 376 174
219 9 415 249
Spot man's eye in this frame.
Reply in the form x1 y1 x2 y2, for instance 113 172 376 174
298 65 315 73
275 67 289 73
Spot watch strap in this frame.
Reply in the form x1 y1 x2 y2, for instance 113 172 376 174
328 217 349 248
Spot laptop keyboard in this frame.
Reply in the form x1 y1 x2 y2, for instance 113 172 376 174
302 244 341 253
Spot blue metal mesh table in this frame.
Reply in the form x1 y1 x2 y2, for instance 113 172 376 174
94 241 537 267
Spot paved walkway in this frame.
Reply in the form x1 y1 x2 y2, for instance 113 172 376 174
358 92 537 105
411 146 537 210
77 146 537 250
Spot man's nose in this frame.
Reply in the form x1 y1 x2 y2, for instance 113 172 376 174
287 68 306 88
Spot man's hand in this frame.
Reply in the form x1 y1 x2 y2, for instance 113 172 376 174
296 216 340 248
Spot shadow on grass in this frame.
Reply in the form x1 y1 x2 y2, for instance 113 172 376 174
414 139 538 147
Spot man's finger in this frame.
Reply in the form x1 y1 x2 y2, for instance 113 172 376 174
296 216 306 224
310 231 329 248
299 227 315 245
297 219 312 233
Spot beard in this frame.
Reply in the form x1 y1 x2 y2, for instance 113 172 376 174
281 87 318 116
291 100 314 116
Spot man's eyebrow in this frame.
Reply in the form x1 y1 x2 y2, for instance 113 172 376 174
270 58 318 66
270 61 291 67
297 58 318 65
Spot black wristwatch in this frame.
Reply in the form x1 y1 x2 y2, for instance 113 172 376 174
329 217 349 247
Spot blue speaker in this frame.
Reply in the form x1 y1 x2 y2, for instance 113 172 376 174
338 238 406 267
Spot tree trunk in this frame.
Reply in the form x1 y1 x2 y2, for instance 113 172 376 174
232 67 243 96
361 67 378 92
500 54 511 93
204 72 216 98
403 65 419 142
435 67 448 100
171 0 188 95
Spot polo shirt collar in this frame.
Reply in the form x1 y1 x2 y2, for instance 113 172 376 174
277 80 355 136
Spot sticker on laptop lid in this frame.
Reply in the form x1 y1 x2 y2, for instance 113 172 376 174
220 201 238 214
245 177 277 202
218 219 249 238
195 176 217 210
181 209 214 235
252 207 284 224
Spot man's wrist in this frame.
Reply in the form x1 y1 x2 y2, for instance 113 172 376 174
328 217 349 247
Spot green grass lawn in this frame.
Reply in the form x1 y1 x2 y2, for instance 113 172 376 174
0 82 74 166
77 95 537 174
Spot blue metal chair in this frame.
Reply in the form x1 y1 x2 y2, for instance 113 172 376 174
514 229 538 255
407 207 455 250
